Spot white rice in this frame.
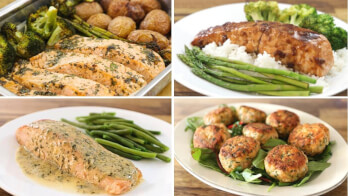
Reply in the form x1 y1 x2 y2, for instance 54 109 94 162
202 39 348 91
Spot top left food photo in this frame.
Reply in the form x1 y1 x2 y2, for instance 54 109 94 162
0 0 171 96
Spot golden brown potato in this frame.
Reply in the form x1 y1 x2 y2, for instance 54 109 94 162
130 0 161 13
127 30 169 49
107 0 129 18
87 13 112 29
100 0 112 11
140 9 171 35
127 1 145 22
108 16 136 38
75 2 103 20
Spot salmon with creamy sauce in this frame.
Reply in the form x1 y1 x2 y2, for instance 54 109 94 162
11 63 115 96
16 119 142 195
30 50 147 96
191 21 334 76
54 35 165 82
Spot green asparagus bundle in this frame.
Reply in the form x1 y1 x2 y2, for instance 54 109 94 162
61 112 171 163
178 46 323 96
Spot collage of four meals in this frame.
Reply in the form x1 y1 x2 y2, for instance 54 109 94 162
0 0 347 196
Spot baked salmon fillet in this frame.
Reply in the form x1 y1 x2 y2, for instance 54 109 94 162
16 119 142 195
30 50 147 96
11 63 115 96
0 77 56 96
191 21 334 77
54 35 165 82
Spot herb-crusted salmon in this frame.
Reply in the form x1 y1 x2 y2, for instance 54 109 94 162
0 77 56 96
54 35 165 82
11 63 115 96
16 119 142 195
30 50 147 96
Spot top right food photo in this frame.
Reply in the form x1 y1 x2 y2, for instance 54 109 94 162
173 0 348 97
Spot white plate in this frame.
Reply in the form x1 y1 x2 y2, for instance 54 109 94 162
0 106 173 196
173 3 348 97
174 103 348 196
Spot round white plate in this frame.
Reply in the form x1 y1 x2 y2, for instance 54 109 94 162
0 106 173 196
174 103 348 196
173 3 348 97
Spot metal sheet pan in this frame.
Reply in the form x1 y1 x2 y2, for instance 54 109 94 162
0 0 172 96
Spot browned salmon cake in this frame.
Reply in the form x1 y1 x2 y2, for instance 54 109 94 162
54 35 165 82
16 119 142 195
30 50 147 96
11 63 115 96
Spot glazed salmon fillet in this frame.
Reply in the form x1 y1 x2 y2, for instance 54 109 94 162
30 50 147 96
54 35 165 82
191 21 334 76
11 63 115 96
16 120 142 195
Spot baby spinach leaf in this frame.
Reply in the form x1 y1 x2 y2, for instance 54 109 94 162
191 148 221 173
263 138 287 151
242 169 262 183
252 149 268 170
185 116 204 132
293 172 313 187
308 141 335 162
308 161 331 172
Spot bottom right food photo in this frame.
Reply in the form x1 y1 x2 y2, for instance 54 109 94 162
174 98 348 196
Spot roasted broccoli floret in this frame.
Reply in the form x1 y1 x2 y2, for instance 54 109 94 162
244 1 280 22
51 0 86 17
0 35 16 75
47 18 76 46
27 6 58 40
278 4 317 26
1 22 45 59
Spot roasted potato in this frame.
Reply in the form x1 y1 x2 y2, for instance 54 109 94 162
127 30 169 49
87 13 112 29
130 0 161 13
108 16 136 38
127 1 145 22
100 0 112 11
107 0 129 18
75 2 104 20
140 9 171 35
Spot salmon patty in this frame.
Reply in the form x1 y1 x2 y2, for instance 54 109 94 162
242 123 278 146
266 110 300 138
204 106 236 126
237 105 266 123
193 124 230 150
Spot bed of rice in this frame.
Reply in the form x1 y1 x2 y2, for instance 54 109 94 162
202 39 348 90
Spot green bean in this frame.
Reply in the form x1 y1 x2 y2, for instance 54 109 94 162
78 115 121 123
91 119 133 125
122 137 147 151
143 144 165 153
110 124 158 140
147 130 161 135
132 129 169 151
95 138 157 158
102 134 115 141
103 146 142 160
108 130 133 135
90 131 135 148
124 135 146 144
89 112 116 116
156 154 171 163
62 118 109 130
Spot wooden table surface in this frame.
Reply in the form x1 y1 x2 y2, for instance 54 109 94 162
174 98 347 196
0 98 171 196
174 0 348 96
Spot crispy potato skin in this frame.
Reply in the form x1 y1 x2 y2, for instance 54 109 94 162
219 136 260 173
100 0 112 11
140 9 171 35
75 2 104 20
193 124 230 150
108 16 136 38
288 123 330 156
265 145 308 183
237 105 266 124
242 123 278 145
87 13 112 29
127 30 169 49
107 0 129 18
127 1 146 22
266 110 300 138
203 106 236 126
130 0 161 13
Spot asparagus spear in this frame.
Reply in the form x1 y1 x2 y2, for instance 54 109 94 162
261 73 309 89
257 91 310 96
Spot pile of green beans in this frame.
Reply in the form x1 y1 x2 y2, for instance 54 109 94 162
61 112 171 163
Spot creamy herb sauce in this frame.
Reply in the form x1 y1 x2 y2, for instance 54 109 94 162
16 147 103 194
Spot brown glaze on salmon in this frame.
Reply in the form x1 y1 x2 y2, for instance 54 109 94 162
30 50 147 96
16 120 142 195
54 35 165 82
191 21 334 76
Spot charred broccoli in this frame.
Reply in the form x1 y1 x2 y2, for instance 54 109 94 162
27 6 58 40
279 4 317 26
47 18 75 46
0 35 16 75
1 22 45 59
51 0 93 17
244 1 280 22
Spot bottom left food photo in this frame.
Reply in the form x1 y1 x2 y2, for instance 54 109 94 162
0 98 173 196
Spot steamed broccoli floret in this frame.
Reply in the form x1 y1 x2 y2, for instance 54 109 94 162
279 4 317 26
1 22 45 59
300 14 334 37
47 18 75 46
328 27 347 50
244 1 280 22
0 35 15 75
27 6 58 40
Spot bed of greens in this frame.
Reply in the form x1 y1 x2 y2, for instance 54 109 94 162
185 110 334 191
